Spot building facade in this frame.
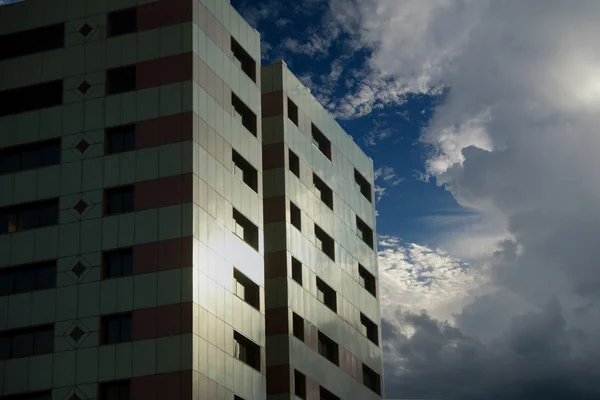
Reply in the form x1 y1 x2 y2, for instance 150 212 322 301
0 1 382 400
261 61 383 400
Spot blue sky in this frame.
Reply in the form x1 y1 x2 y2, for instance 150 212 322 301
234 0 600 398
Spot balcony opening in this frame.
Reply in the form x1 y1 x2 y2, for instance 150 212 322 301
233 268 260 310
313 173 333 210
360 313 379 345
0 80 63 117
0 23 64 61
0 324 54 360
231 37 256 82
319 387 341 400
288 149 300 178
287 98 299 126
356 216 374 249
232 93 257 136
294 370 306 399
290 202 301 231
101 313 132 344
317 278 337 312
233 209 259 250
104 248 133 279
292 312 304 341
291 257 302 285
106 124 135 154
359 264 377 297
354 169 372 202
108 8 137 37
100 380 131 400
107 65 136 94
362 364 382 395
0 199 59 235
311 124 331 161
105 186 134 215
317 331 339 365
234 331 261 370
232 150 258 192
314 225 335 261
0 260 56 296
0 139 61 175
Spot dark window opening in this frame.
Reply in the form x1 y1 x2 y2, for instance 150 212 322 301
107 65 136 95
294 370 306 399
0 80 63 117
0 23 64 62
290 202 301 231
232 93 257 136
103 248 133 279
316 278 337 312
0 139 61 175
233 268 260 310
359 264 377 297
108 8 137 37
356 216 374 249
233 396 244 400
291 257 302 285
363 364 382 395
0 260 56 296
355 169 372 203
313 174 333 210
0 198 59 235
101 313 132 345
105 186 134 215
319 387 341 400
292 312 304 341
318 332 339 365
288 149 300 178
0 391 52 400
0 325 53 360
233 209 259 250
233 150 258 192
287 98 298 126
106 124 135 154
234 331 260 370
231 37 256 82
314 225 335 261
361 313 379 345
100 380 131 400
312 124 331 161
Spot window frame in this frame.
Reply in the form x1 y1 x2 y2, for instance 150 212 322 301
106 65 137 95
232 149 258 192
101 313 132 345
233 268 260 310
311 124 332 161
362 364 382 395
287 97 299 126
290 202 301 231
107 7 138 38
0 138 61 175
356 216 374 249
354 168 372 203
106 124 136 155
314 224 335 261
0 80 63 118
0 198 59 235
291 257 302 285
360 313 379 345
292 312 304 341
294 370 307 399
105 185 135 216
233 331 261 371
103 248 133 279
233 209 259 251
0 260 57 296
232 93 257 136
99 380 131 400
231 37 256 82
358 264 377 297
0 23 65 62
316 278 337 312
312 173 333 210
317 332 339 365
288 149 300 178
0 324 54 360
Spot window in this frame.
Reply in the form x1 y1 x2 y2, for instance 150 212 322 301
105 186 134 215
233 268 260 310
0 139 61 175
317 332 338 365
290 202 301 231
108 8 137 37
0 391 52 400
233 209 259 250
106 124 135 154
0 260 56 296
360 313 379 345
314 225 335 261
0 80 63 117
107 65 136 94
312 124 331 161
0 199 59 235
292 312 304 341
288 149 300 178
287 98 298 126
316 278 337 312
233 396 244 400
101 313 132 344
362 364 382 395
100 380 131 400
231 37 256 82
359 264 376 297
319 387 341 400
0 325 54 360
0 23 64 62
291 257 302 285
356 216 374 249
232 150 258 192
294 370 306 399
103 249 133 279
355 169 372 202
232 93 257 136
313 174 333 210
233 331 260 370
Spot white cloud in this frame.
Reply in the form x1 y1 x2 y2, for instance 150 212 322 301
374 166 404 186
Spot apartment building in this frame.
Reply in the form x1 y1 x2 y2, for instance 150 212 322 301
0 0 382 399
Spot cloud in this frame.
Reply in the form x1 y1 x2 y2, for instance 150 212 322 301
329 0 600 397
374 166 404 186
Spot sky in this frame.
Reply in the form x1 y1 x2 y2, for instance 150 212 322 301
232 0 600 398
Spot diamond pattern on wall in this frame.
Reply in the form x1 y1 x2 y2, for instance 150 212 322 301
79 24 92 37
72 262 86 278
70 326 84 343
74 199 88 215
76 139 90 153
78 80 91 94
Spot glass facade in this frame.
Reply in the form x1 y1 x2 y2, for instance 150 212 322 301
0 1 381 399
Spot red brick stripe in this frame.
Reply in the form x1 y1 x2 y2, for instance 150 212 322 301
132 302 193 341
135 112 194 150
137 0 193 32
136 53 193 90
134 174 194 211
131 370 192 400
132 237 193 275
